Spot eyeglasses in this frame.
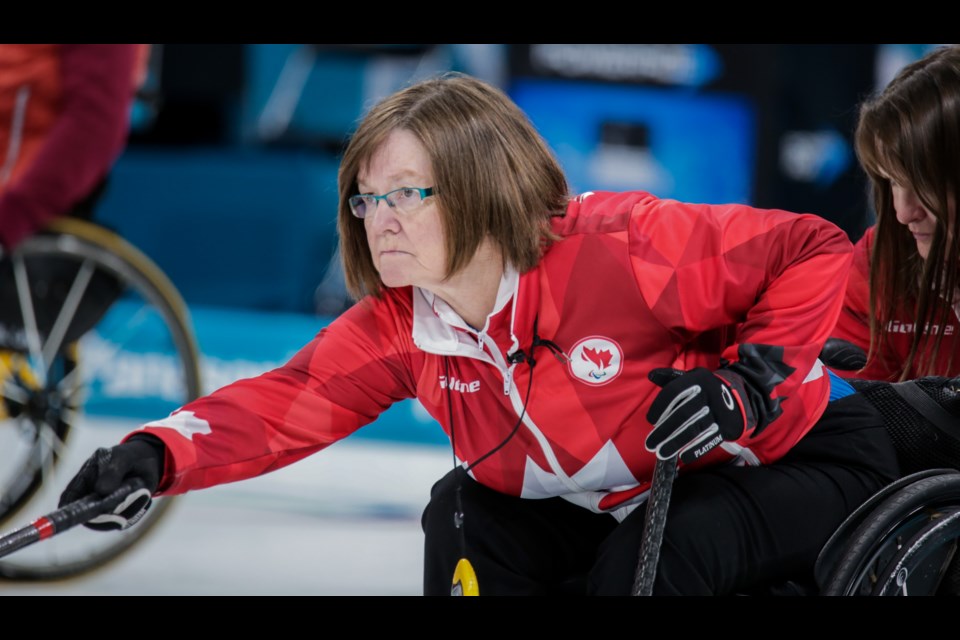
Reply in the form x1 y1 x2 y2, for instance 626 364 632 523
348 187 436 219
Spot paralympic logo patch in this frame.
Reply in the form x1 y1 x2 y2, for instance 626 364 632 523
568 336 623 386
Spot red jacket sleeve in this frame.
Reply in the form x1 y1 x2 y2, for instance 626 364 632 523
128 292 421 495
628 196 852 444
831 225 873 352
0 44 140 248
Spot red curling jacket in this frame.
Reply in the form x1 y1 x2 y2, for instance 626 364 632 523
132 191 853 520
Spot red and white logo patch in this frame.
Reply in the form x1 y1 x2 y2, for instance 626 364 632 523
568 336 623 386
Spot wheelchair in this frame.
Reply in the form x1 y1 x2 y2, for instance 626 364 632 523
0 217 202 580
811 375 960 596
725 372 960 596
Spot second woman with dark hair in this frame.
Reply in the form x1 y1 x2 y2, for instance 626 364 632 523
833 44 960 381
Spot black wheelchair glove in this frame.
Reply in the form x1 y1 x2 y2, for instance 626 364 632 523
58 435 165 531
644 367 749 465
819 337 867 371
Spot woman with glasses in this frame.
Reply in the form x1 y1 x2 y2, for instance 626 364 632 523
831 45 960 382
60 73 900 595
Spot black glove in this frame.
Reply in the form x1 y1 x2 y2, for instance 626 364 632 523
58 436 165 531
819 338 867 371
644 367 748 465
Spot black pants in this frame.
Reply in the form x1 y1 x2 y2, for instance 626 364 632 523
422 393 901 595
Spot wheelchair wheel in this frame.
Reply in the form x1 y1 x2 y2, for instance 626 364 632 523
813 468 952 588
819 471 960 596
0 218 202 580
871 506 960 596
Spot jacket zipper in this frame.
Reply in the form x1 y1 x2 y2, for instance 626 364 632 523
480 332 584 493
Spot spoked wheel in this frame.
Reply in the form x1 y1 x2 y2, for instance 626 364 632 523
871 506 960 596
0 218 201 580
819 471 960 596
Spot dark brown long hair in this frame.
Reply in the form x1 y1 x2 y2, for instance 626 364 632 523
337 72 569 299
854 45 960 379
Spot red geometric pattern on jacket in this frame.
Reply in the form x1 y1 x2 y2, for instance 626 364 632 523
133 191 852 515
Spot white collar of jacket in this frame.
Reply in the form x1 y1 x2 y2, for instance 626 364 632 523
411 266 520 357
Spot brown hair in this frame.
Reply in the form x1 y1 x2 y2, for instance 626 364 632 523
337 72 569 299
854 45 960 379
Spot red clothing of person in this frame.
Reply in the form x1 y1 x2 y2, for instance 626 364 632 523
132 191 853 520
832 225 960 381
0 44 146 249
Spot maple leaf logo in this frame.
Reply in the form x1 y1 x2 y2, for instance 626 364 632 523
142 410 211 440
568 337 623 386
582 347 613 378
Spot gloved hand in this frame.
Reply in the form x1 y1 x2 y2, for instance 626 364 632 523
819 337 867 371
58 435 165 531
644 367 748 465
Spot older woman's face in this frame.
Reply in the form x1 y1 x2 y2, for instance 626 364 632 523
359 129 446 292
